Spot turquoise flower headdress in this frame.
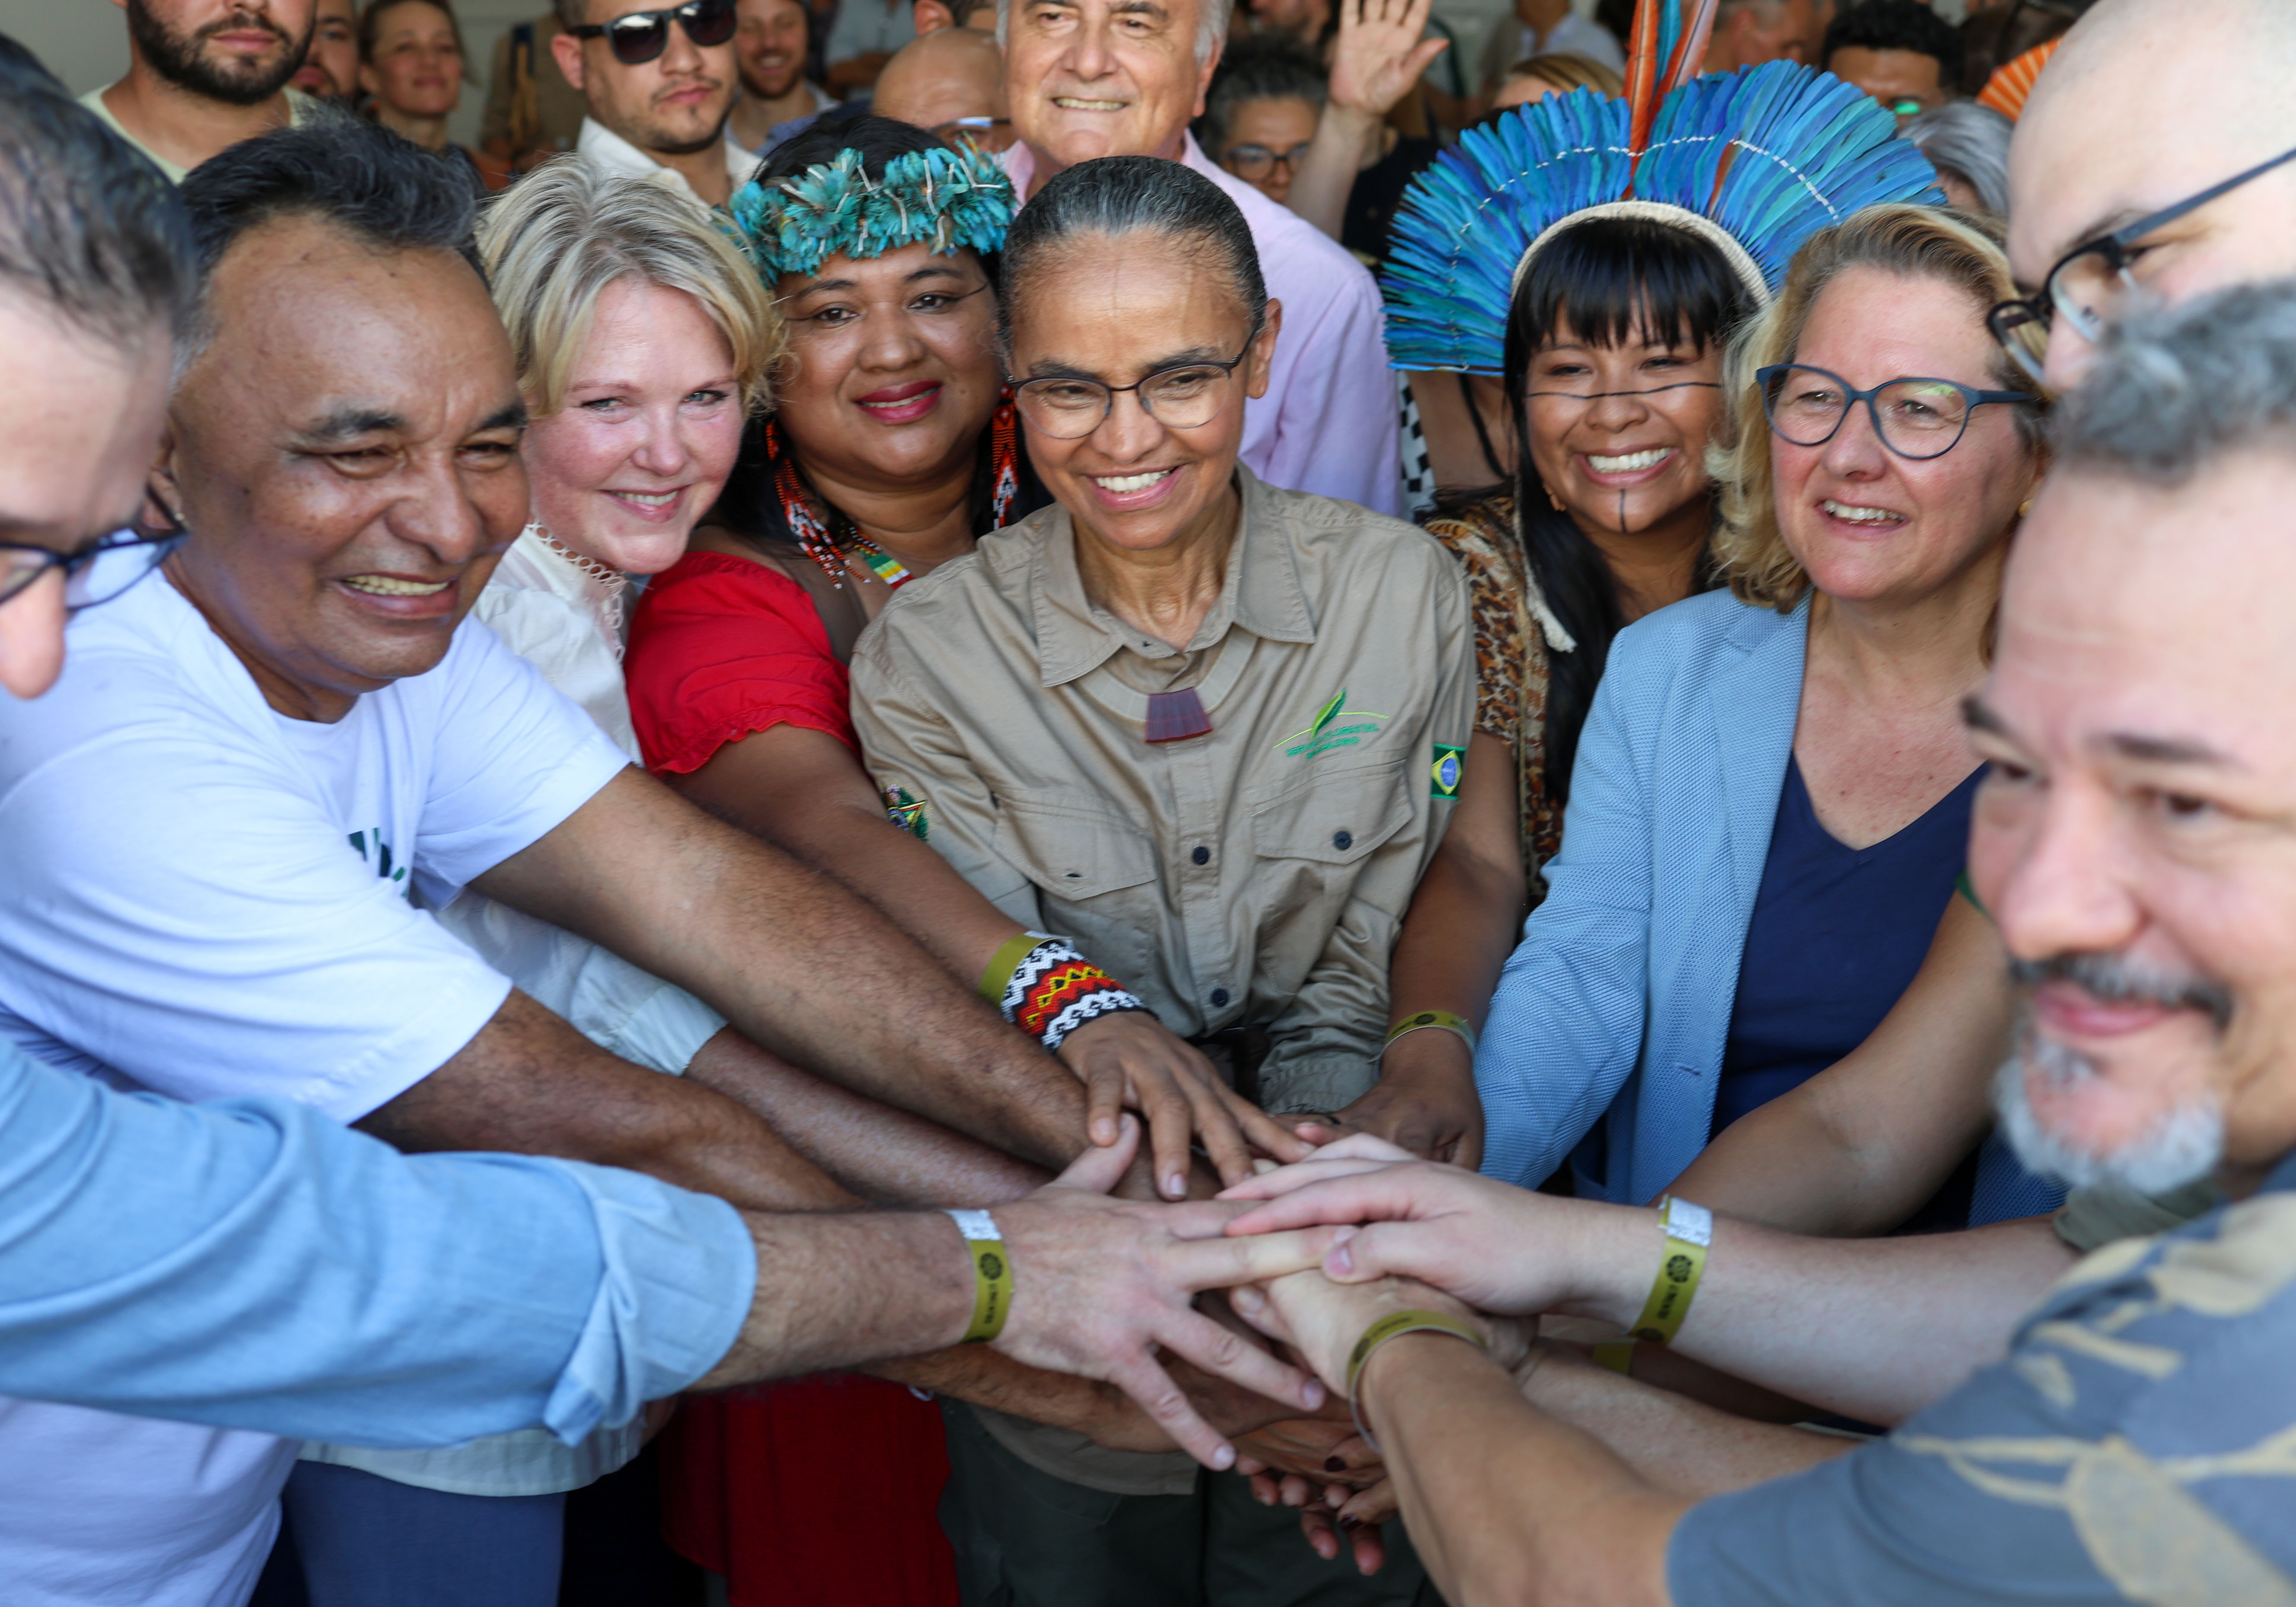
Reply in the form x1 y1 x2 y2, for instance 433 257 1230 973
1383 0 1943 375
728 143 1019 279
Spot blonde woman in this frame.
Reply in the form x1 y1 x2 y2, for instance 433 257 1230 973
1474 205 2066 1231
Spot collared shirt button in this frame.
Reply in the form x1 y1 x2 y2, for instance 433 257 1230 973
1191 845 1210 866
1210 987 1230 1007
1333 830 1353 851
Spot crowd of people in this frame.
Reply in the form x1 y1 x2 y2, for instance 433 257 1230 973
6 0 2296 1604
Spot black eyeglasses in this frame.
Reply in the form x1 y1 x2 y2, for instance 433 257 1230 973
0 526 185 613
1010 333 1259 439
569 0 736 64
1221 142 1312 183
1757 365 2033 461
1986 140 2296 385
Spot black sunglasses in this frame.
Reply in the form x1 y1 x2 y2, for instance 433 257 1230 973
0 525 186 614
569 0 736 65
1987 139 2296 384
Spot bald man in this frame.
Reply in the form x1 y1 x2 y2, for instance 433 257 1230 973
869 23 1005 142
2007 0 2296 389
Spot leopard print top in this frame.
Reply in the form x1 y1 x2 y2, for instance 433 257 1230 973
1423 494 1574 902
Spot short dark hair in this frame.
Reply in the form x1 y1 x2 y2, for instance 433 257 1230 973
1823 0 1964 89
1197 38 1325 156
0 38 190 352
761 111 944 185
178 105 481 349
1000 154 1267 350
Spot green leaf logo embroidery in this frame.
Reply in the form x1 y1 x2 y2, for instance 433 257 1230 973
1277 686 1388 760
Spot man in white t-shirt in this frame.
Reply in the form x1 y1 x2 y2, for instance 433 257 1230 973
0 110 1322 1607
78 0 319 183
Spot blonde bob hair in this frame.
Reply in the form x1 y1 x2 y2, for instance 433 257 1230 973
1710 203 2049 611
476 156 783 417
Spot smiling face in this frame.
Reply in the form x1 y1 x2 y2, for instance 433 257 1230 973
523 278 744 576
1524 318 1727 539
561 0 736 156
359 0 462 120
0 296 173 700
127 0 318 105
1769 264 2038 610
1006 0 1217 177
771 243 1001 492
1968 452 2296 1188
1007 229 1276 555
290 0 359 96
158 216 528 722
734 0 808 99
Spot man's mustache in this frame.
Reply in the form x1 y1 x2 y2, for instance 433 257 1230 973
199 9 293 46
2008 951 2234 1033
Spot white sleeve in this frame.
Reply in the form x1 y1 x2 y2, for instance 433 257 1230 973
0 716 511 1121
409 619 634 899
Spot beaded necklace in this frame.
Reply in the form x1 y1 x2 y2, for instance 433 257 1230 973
771 395 1023 591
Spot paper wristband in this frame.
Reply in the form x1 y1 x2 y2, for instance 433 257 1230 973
1627 1195 1713 1346
1344 1309 1488 1452
1384 1010 1477 1055
946 1208 1012 1344
978 930 1053 1006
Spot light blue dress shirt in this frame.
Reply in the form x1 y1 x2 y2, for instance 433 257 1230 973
0 1034 753 1447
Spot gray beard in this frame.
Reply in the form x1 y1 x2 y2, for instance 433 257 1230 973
1992 1028 2224 1196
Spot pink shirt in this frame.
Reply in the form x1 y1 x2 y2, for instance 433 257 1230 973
1004 137 1403 517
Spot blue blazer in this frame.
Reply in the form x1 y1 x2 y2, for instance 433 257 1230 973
1475 589 2060 1224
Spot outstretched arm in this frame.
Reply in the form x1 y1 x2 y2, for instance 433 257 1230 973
1285 0 1448 239
1666 894 2012 1235
471 766 1092 1174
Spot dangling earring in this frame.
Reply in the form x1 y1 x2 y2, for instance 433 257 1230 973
1547 485 1567 513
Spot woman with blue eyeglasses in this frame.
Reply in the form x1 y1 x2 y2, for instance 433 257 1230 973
1476 204 2068 1235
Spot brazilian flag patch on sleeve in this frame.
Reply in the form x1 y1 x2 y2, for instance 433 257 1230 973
1430 743 1465 801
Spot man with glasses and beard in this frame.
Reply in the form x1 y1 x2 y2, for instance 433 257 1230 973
552 0 758 208
1999 0 2296 391
80 0 317 182
1214 283 2296 1604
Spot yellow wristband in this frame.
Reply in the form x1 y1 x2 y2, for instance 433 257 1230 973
978 932 1046 1005
1344 1308 1487 1451
1385 1010 1477 1055
946 1209 1012 1343
1590 1338 1637 1375
1626 1195 1712 1346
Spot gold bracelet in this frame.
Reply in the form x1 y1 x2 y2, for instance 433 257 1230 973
946 1209 1013 1343
1625 1195 1712 1346
1384 1010 1477 1056
1344 1308 1488 1452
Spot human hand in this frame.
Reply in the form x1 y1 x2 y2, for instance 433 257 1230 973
1328 0 1449 121
1281 1472 1400 1575
1058 1012 1313 1198
1232 1415 1384 1486
1300 1034 1483 1165
1228 1268 1493 1401
987 1118 1341 1469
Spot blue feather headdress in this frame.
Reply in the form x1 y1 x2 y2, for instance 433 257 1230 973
728 143 1018 279
1383 1 1942 375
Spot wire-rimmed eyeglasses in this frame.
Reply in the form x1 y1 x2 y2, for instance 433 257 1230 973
1986 140 2296 385
1757 364 2033 461
1010 333 1259 440
0 525 185 613
568 0 736 65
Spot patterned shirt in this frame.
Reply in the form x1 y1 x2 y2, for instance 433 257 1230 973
1669 1152 2296 1605
1422 493 1576 898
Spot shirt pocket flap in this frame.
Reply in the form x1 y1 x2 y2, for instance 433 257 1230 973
994 797 1159 899
1250 762 1412 866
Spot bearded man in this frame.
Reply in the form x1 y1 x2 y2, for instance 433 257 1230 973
80 0 316 181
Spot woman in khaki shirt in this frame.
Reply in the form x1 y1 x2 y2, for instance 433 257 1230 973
851 150 1474 1607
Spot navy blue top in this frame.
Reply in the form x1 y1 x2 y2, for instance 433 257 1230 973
1713 755 1983 1135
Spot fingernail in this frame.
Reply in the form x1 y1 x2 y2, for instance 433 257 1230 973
1339 1517 1361 1531
1166 1173 1186 1198
1334 1225 1359 1243
1212 1443 1236 1471
1327 1243 1354 1276
1301 1379 1325 1409
1324 1456 1345 1472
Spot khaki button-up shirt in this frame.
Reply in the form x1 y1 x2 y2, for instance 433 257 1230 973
853 468 1473 1118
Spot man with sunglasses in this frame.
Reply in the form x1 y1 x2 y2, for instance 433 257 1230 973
1998 0 2296 391
553 0 758 207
